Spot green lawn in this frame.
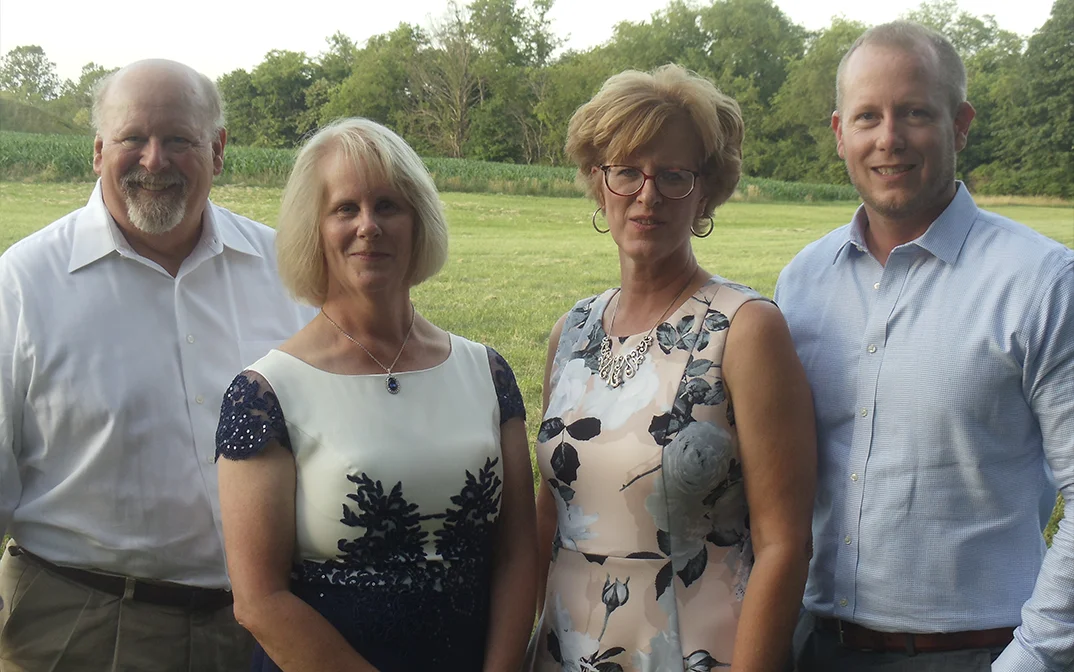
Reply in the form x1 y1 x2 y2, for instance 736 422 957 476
1 181 1068 542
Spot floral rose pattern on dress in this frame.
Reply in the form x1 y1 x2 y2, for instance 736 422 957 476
216 337 526 671
527 278 764 672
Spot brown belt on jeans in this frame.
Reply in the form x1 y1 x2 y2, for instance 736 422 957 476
8 545 234 612
816 617 1015 655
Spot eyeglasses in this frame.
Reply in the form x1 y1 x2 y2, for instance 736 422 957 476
600 165 700 200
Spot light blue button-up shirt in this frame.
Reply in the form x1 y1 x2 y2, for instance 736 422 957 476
775 184 1073 671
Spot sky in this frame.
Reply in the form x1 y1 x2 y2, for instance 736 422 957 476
0 0 1058 83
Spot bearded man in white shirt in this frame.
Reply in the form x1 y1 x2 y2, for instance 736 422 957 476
0 59 313 671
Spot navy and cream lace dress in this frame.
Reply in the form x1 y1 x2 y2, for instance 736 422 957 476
215 334 525 672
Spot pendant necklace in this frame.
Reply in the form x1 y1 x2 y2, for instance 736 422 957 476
598 264 697 388
321 303 416 395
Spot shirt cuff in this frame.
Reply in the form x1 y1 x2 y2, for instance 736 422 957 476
992 637 1054 672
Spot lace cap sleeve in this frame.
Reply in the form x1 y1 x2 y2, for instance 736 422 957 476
215 370 292 461
486 346 526 425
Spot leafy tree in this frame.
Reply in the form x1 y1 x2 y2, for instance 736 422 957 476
44 62 117 131
466 0 561 162
767 18 866 183
316 32 360 86
603 1 711 73
408 3 482 157
529 48 616 164
984 0 1074 197
0 45 61 102
249 50 315 147
320 24 426 136
217 69 259 146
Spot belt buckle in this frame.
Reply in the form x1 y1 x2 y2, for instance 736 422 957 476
123 576 136 600
905 634 917 657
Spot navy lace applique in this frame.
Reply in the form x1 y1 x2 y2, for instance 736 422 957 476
289 458 502 668
486 346 526 424
215 371 292 460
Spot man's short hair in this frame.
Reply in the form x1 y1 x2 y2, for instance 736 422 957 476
90 63 226 141
276 117 449 305
836 21 967 115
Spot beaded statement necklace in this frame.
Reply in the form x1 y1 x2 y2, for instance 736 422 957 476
597 266 697 388
321 304 416 395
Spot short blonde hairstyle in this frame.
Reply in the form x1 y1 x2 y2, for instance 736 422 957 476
836 21 966 116
566 64 744 234
276 118 448 305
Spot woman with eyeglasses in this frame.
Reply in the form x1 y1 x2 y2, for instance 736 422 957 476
525 65 817 671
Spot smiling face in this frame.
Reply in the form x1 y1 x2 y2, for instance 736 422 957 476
93 63 224 237
599 121 708 267
833 44 974 231
319 150 416 299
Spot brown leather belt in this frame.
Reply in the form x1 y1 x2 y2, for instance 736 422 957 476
816 617 1014 655
9 545 233 612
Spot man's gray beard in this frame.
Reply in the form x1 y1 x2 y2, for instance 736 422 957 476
121 172 188 235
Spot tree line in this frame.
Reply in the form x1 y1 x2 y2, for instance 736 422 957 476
2 0 1071 197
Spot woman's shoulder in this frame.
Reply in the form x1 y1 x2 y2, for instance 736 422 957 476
561 287 617 332
700 275 771 319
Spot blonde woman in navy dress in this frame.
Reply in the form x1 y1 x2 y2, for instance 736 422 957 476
214 118 537 671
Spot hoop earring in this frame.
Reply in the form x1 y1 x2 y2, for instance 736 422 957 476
592 207 609 234
693 216 714 238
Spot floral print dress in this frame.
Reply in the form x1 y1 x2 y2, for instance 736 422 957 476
527 277 764 672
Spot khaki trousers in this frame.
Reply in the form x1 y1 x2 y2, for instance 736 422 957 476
0 546 252 672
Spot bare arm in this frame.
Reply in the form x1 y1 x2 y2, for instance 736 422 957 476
483 416 538 671
534 313 567 616
722 301 816 672
218 420 378 671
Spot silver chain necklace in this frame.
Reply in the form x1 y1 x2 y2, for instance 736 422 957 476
598 265 697 388
320 304 416 395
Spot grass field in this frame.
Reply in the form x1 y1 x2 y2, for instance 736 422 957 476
0 181 1068 542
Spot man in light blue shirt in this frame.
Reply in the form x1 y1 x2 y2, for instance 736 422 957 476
776 21 1073 672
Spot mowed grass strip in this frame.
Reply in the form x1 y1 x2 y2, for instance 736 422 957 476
1 182 1068 542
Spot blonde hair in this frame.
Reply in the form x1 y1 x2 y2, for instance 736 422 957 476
565 64 744 233
836 21 966 116
276 118 448 305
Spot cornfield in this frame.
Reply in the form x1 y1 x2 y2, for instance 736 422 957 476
0 131 860 202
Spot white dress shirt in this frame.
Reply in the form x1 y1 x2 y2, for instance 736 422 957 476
0 181 315 588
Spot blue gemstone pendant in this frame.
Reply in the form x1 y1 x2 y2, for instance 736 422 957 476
385 375 400 394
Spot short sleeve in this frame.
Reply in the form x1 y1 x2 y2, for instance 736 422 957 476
215 370 292 461
485 346 525 425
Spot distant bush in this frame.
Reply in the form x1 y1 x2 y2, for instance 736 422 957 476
0 97 88 135
970 162 1073 200
0 131 862 202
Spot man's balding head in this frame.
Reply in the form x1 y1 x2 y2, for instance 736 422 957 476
92 60 225 143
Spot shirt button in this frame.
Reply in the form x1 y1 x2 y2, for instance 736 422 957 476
860 408 869 417
851 473 859 482
844 535 852 545
206 455 215 465
873 282 880 290
840 598 849 607
195 395 205 404
867 344 877 354
186 334 195 344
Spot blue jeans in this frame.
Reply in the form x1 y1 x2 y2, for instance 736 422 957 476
793 612 1007 672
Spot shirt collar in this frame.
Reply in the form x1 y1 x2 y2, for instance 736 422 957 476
831 182 978 266
68 180 129 273
67 181 261 273
205 201 262 258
